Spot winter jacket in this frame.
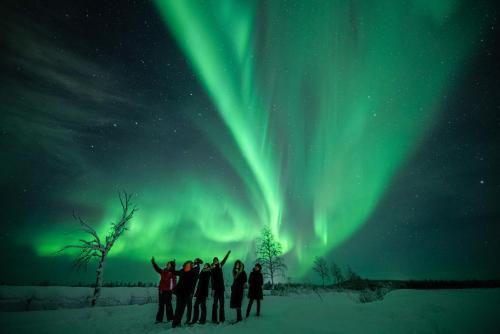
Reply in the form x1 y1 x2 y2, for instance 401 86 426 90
174 269 198 297
151 259 177 291
230 269 247 308
211 251 231 292
195 269 211 298
247 269 264 300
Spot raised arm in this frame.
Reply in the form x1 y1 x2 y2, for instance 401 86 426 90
220 250 231 267
151 257 162 274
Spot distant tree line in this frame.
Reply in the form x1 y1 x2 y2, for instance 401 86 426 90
312 256 362 288
311 255 500 290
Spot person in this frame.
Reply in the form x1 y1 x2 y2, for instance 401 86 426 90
185 258 203 324
151 257 176 323
172 260 197 328
211 250 231 323
246 263 263 317
230 260 247 323
189 262 211 324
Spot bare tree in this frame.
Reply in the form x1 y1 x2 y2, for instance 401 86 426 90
313 256 330 288
331 261 345 288
345 265 361 281
255 225 286 288
59 191 137 306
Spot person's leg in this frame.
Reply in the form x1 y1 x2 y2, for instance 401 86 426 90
211 292 219 323
236 308 242 322
185 294 193 324
191 297 200 324
166 291 174 321
219 291 225 322
156 291 165 322
200 297 207 324
256 299 261 316
246 298 254 317
172 295 187 328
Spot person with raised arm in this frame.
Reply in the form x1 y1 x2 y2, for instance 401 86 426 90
151 257 176 323
211 250 231 323
185 258 203 324
171 260 197 328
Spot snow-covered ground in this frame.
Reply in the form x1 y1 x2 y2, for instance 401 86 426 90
1 288 499 334
0 286 158 311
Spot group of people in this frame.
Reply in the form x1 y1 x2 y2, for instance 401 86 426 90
151 250 264 328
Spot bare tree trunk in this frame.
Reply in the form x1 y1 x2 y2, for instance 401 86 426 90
60 192 136 307
91 254 106 307
270 265 274 288
268 248 274 288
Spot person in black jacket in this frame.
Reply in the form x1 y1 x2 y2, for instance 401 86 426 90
211 250 231 323
230 260 247 323
172 261 197 328
185 258 203 324
189 262 211 324
246 263 263 317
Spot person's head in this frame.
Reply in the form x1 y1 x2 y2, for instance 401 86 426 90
213 257 219 266
254 263 262 272
203 263 211 270
194 258 203 266
166 260 175 270
183 260 193 272
233 260 244 274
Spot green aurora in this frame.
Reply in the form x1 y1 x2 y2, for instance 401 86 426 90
22 0 489 278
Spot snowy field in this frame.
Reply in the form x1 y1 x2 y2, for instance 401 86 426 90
1 288 499 334
0 286 159 311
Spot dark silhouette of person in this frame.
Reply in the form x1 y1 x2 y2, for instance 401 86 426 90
151 257 176 323
211 250 231 323
189 262 211 324
172 261 197 328
230 259 247 322
246 263 264 317
185 258 203 324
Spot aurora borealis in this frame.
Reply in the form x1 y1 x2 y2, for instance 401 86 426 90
1 0 499 284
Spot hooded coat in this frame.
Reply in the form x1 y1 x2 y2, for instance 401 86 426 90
247 269 264 300
230 265 247 309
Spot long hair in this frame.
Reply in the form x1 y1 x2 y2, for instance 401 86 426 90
232 260 244 277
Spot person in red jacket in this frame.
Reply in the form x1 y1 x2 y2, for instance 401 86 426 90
151 257 176 323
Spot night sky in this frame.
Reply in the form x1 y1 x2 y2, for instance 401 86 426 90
1 0 499 285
